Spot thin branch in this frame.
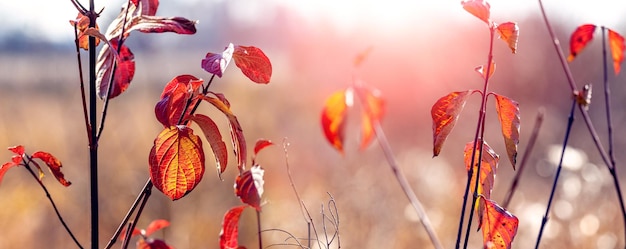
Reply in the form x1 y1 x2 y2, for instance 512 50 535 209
257 210 263 249
73 23 92 147
104 179 152 249
122 184 152 249
22 156 83 249
70 0 88 15
601 26 617 172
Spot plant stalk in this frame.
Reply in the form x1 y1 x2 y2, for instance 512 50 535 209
104 179 152 249
256 210 263 249
88 0 99 247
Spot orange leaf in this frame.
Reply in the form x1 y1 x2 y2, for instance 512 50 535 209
155 75 204 127
233 45 272 84
431 90 473 157
145 219 171 237
149 126 205 200
69 13 100 50
191 114 228 179
464 140 499 200
567 24 597 62
479 196 519 249
494 94 520 169
496 22 519 54
31 151 71 187
475 60 496 80
608 29 625 75
219 205 247 249
462 0 491 25
235 165 265 210
357 86 385 150
96 38 136 99
321 89 353 154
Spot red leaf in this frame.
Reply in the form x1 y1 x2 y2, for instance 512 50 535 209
321 88 353 154
155 75 204 127
0 161 19 187
219 205 247 249
462 0 491 25
191 114 229 179
31 151 71 187
232 45 272 84
431 90 473 157
69 12 100 50
8 145 25 156
479 196 519 249
235 165 265 210
494 94 520 169
608 29 625 75
475 60 496 80
137 238 174 249
357 85 385 150
131 0 159 16
200 94 247 173
253 139 274 156
496 22 519 54
149 126 205 200
201 43 234 78
567 24 597 62
106 0 158 39
96 38 135 99
145 219 171 237
130 16 197 35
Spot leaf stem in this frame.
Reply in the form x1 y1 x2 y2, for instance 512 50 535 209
22 156 83 249
88 0 99 247
535 100 576 248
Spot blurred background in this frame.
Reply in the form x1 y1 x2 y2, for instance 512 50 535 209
0 0 626 248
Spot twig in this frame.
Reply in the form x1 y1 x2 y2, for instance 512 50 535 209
72 23 92 147
535 100 576 248
87 0 99 247
503 109 545 208
104 179 152 249
257 210 263 249
122 184 152 249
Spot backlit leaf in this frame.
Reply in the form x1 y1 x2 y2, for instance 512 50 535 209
131 0 159 16
494 94 520 169
358 85 385 150
201 43 234 78
144 219 170 236
464 140 499 200
431 90 472 157
608 29 625 75
106 0 157 39
130 16 197 35
149 126 205 200
31 151 71 187
8 145 25 156
96 38 136 99
496 22 519 54
2 146 26 185
137 239 174 249
233 45 272 84
567 24 597 62
475 60 496 80
479 196 519 249
155 75 204 127
462 0 491 25
235 165 265 210
69 12 100 50
253 139 274 156
191 114 228 179
219 205 247 249
321 89 353 154
0 161 19 187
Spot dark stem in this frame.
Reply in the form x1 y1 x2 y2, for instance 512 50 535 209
88 0 99 247
73 23 92 145
256 210 263 249
503 109 545 208
104 179 152 249
535 100 576 248
22 156 83 249
601 26 616 170
122 185 152 249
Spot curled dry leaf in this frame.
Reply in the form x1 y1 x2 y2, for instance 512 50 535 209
233 45 272 84
149 126 205 200
191 114 229 179
567 24 597 62
70 12 100 50
96 38 136 99
431 90 473 157
202 43 234 78
321 88 353 154
32 151 71 187
493 94 520 169
608 29 625 75
496 22 519 54
235 165 265 210
479 196 519 249
462 0 491 25
357 85 385 150
219 205 247 249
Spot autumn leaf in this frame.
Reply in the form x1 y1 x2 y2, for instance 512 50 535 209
431 90 473 157
131 0 159 16
130 16 197 35
0 146 24 187
149 126 205 200
233 45 272 84
219 205 247 249
191 114 228 179
137 238 174 249
202 43 234 78
252 139 273 165
321 88 353 154
496 22 519 54
144 219 171 237
70 12 100 50
155 75 204 127
567 24 597 62
493 94 520 169
462 0 491 25
475 60 496 80
608 29 625 75
31 151 71 187
357 85 385 150
479 196 519 249
96 38 136 99
235 165 265 210
464 140 499 200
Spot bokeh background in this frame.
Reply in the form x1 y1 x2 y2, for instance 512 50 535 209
1 0 626 248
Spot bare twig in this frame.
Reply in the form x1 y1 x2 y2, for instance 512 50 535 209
104 179 152 249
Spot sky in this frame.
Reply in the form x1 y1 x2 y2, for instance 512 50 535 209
0 0 625 44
